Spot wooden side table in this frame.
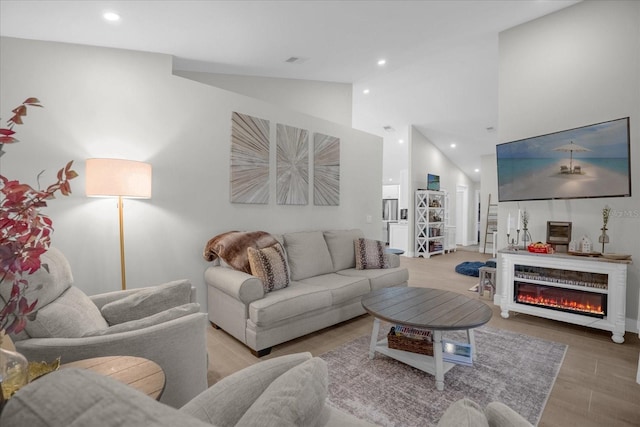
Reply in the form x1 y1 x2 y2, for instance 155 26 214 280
62 356 165 400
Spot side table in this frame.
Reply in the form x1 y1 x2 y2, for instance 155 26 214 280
62 356 165 400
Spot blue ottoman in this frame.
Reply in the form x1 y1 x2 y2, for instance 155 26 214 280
455 261 487 277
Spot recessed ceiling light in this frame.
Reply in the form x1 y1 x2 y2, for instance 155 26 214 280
398 139 404 144
474 168 480 173
377 59 386 66
363 89 370 94
103 11 121 22
450 143 456 148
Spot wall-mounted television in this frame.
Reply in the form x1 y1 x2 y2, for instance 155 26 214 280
427 174 440 191
497 117 631 202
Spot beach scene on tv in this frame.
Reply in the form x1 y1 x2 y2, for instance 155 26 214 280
497 118 631 202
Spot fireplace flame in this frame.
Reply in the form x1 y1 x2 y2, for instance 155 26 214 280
516 294 604 315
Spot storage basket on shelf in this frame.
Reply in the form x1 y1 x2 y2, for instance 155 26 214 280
387 326 434 356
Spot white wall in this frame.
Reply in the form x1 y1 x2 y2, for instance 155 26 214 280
408 126 476 255
174 71 353 127
498 1 640 329
0 37 383 309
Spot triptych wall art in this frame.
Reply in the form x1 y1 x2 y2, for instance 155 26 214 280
229 112 340 206
230 112 270 204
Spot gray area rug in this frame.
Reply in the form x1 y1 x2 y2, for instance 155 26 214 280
319 325 567 427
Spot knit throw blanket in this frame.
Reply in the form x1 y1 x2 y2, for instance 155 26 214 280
203 231 278 273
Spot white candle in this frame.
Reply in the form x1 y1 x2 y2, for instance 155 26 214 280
517 209 521 231
507 212 512 233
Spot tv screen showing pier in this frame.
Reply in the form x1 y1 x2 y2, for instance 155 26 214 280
496 117 631 202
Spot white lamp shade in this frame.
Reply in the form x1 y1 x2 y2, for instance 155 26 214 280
86 158 152 198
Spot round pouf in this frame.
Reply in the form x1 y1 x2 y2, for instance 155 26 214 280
454 261 487 277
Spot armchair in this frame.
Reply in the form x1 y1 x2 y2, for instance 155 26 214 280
3 248 208 408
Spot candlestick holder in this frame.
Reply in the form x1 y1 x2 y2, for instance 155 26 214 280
508 228 532 250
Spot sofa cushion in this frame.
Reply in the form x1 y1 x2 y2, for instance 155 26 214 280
300 273 370 305
84 303 200 337
283 231 334 280
323 229 364 271
203 231 278 273
236 357 328 427
354 238 389 270
248 283 332 326
100 280 192 325
24 286 108 338
248 243 290 292
436 398 489 427
338 267 409 291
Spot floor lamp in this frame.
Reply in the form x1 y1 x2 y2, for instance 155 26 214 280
86 158 152 290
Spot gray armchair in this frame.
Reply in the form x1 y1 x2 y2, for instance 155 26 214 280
4 247 208 408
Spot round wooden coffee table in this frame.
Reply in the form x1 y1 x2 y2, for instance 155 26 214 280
62 356 165 400
361 287 493 391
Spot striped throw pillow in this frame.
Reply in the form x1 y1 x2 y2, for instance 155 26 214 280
247 243 290 292
354 238 389 270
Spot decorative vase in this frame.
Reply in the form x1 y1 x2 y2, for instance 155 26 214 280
0 335 29 412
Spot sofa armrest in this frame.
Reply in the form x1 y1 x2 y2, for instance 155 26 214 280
181 352 312 426
204 265 264 304
485 402 533 427
384 253 401 268
15 312 208 408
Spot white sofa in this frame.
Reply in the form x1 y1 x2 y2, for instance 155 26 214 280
205 229 409 356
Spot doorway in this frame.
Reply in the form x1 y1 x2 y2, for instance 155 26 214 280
455 185 468 246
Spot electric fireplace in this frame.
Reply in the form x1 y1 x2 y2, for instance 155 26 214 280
514 282 606 318
498 251 629 344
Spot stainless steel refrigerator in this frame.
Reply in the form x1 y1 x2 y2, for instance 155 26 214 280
382 199 398 244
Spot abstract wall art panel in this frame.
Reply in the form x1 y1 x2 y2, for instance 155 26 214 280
230 112 270 204
276 124 309 205
314 133 340 206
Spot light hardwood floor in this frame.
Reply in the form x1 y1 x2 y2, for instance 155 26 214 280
205 250 640 427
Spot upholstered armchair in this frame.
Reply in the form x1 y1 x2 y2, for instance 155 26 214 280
3 248 208 408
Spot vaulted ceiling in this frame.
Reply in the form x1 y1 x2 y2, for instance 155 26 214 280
0 0 581 182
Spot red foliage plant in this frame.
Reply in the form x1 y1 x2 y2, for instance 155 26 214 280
0 98 77 335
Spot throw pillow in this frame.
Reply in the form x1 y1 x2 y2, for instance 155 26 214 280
247 243 290 292
100 279 192 325
354 238 389 270
235 357 328 427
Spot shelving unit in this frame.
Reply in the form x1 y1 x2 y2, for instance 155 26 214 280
499 250 629 343
415 190 446 258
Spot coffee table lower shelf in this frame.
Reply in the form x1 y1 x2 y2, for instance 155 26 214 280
372 338 457 377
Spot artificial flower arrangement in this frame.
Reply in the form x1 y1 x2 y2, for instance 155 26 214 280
0 98 77 338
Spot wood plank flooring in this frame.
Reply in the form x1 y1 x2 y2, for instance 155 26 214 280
205 250 640 426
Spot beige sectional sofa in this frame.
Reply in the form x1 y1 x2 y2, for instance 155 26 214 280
205 229 409 356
